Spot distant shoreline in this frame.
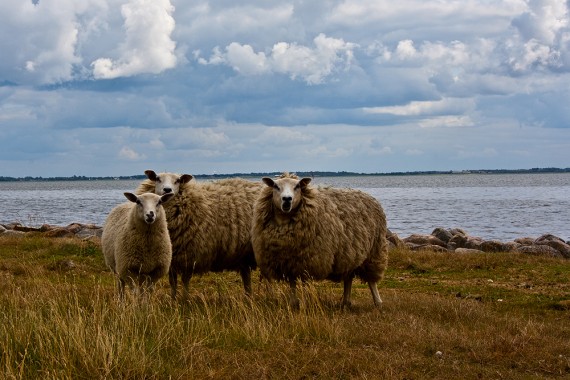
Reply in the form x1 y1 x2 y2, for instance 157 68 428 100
0 167 569 182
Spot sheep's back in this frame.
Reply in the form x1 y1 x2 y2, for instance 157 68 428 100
135 179 156 195
319 187 387 281
166 179 262 273
101 203 131 272
253 186 387 282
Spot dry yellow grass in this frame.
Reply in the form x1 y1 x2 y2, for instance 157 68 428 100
0 234 569 379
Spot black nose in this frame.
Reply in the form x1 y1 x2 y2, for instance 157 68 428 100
282 196 292 202
163 188 172 193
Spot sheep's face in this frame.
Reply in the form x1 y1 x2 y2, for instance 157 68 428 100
262 177 311 213
124 192 174 224
145 170 193 196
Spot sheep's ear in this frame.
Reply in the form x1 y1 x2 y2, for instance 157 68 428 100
300 177 312 189
160 192 175 204
262 177 275 187
145 170 158 181
124 192 138 203
179 174 193 184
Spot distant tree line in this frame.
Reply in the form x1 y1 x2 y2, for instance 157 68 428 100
0 167 568 182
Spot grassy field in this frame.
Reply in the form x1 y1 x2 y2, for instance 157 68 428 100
0 234 569 379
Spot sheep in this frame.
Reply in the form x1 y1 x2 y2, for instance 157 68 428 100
136 171 264 300
138 170 193 196
251 172 388 308
102 192 174 299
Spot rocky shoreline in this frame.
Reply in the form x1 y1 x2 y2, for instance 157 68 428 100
1 222 569 259
389 227 570 259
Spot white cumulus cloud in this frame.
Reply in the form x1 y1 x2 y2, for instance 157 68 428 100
197 33 357 84
118 146 145 160
92 0 177 79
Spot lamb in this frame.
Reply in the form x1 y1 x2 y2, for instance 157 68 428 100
102 192 174 298
251 172 388 308
136 171 264 300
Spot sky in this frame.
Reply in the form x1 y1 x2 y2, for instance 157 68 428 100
1 0 570 177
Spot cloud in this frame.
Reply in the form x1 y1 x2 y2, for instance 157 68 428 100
91 0 177 79
197 33 357 84
2 0 570 178
118 146 145 160
253 126 315 144
508 0 570 72
363 98 475 117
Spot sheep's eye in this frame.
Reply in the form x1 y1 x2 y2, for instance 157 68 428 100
294 183 300 190
156 177 162 183
136 200 142 206
175 179 181 184
273 184 280 191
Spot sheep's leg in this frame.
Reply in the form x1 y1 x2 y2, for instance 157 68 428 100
240 266 252 296
117 278 126 300
168 268 178 300
342 277 353 308
289 279 300 309
181 271 192 301
368 282 382 307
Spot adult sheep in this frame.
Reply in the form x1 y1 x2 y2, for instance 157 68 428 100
102 192 174 298
136 171 263 300
252 172 388 308
137 170 193 196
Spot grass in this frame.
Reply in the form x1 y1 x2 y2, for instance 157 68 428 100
0 235 569 379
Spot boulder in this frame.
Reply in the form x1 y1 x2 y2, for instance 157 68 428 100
449 228 468 237
514 237 534 245
535 234 565 244
536 240 570 259
406 243 449 252
480 240 507 253
516 245 563 258
1 230 25 237
43 227 75 238
431 227 453 243
76 227 103 239
455 248 484 254
451 234 483 250
13 225 42 233
403 234 447 248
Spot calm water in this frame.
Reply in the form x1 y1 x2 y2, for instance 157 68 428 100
0 173 568 242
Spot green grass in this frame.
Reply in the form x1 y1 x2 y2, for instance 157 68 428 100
0 235 569 379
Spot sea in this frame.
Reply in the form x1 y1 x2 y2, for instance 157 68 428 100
0 173 568 242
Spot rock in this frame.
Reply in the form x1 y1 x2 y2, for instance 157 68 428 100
451 234 484 250
431 227 453 243
406 243 449 252
76 227 103 239
43 227 75 238
455 248 484 254
537 240 570 259
528 234 570 258
514 237 535 245
0 225 6 233
65 223 84 234
516 245 563 258
1 230 25 237
403 234 447 248
481 240 507 253
535 234 565 244
502 241 521 251
449 228 468 237
13 225 42 233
